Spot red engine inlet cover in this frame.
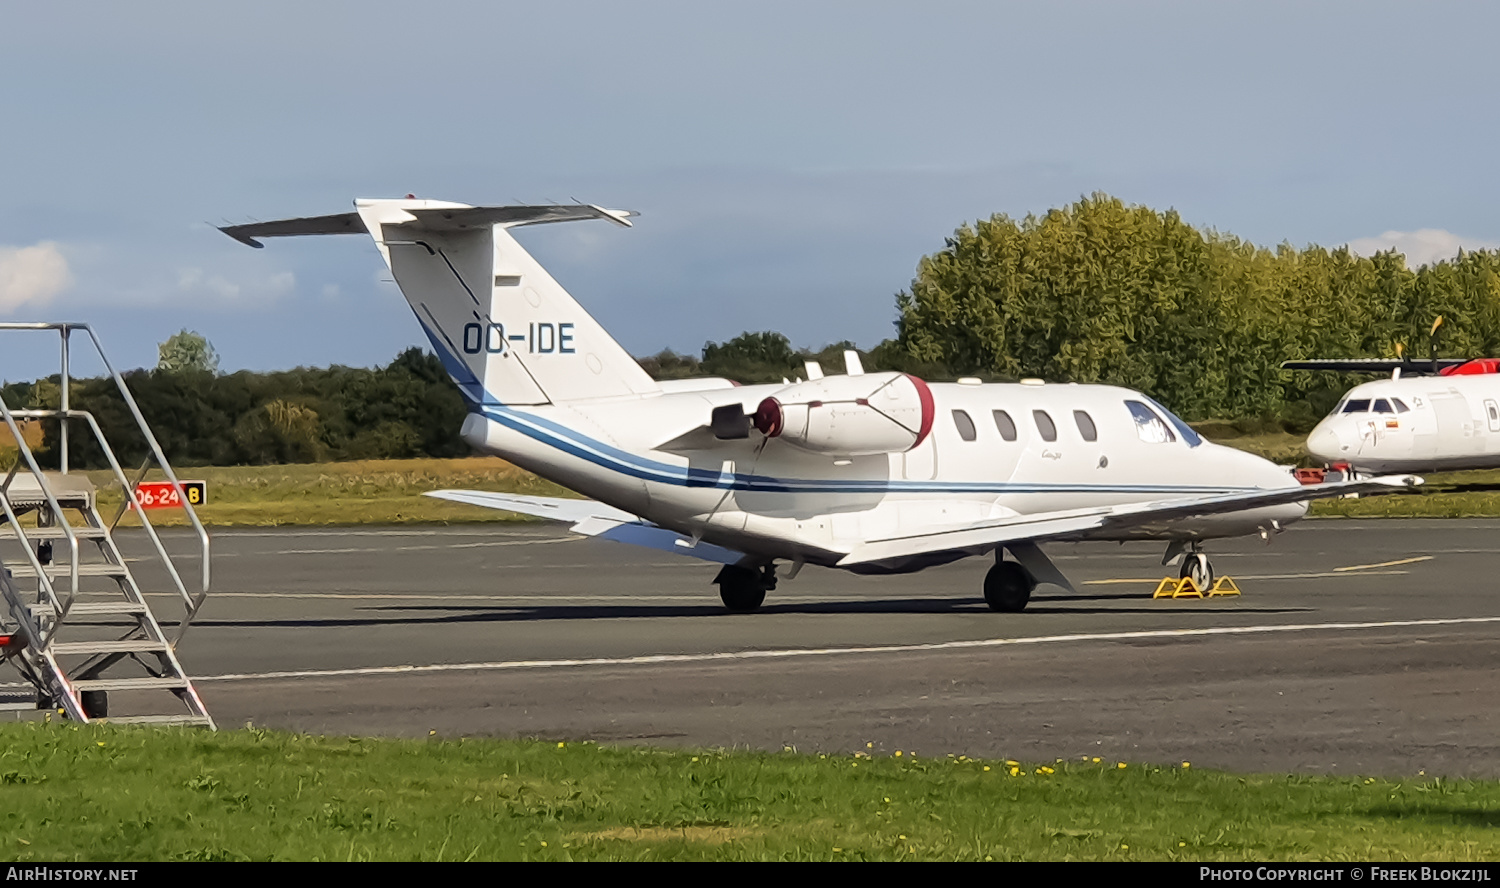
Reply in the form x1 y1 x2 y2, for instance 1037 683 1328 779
753 397 783 437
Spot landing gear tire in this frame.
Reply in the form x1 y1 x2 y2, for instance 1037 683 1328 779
984 561 1035 613
716 565 768 613
1181 553 1214 591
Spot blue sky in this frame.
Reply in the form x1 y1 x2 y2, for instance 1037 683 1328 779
3 1 1499 381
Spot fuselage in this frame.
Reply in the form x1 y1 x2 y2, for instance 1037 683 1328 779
1308 373 1500 473
461 378 1306 571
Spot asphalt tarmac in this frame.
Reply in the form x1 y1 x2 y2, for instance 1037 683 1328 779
90 520 1500 776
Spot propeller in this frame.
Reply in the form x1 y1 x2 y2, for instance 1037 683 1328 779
1430 315 1445 375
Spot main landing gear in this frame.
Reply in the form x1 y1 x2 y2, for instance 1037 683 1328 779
983 559 1036 613
714 563 777 613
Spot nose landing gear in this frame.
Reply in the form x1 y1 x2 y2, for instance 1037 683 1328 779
1180 551 1215 591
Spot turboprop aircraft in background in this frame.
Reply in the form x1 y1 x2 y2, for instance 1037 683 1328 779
220 198 1419 613
1285 318 1500 474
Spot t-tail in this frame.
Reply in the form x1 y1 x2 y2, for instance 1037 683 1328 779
220 199 661 405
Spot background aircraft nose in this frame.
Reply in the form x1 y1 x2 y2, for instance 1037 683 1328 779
1307 425 1345 461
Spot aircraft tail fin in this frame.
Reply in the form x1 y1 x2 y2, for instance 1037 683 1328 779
220 199 660 406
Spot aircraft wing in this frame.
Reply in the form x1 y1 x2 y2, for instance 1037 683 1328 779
837 474 1421 567
424 490 744 565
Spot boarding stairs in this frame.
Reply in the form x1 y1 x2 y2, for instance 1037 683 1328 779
0 323 212 727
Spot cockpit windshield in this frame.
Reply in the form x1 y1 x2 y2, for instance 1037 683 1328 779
1341 399 1372 413
1138 395 1203 447
1126 401 1174 443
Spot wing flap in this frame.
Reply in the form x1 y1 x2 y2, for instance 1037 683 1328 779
424 490 637 525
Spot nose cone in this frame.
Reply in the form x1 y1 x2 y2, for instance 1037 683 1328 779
1307 423 1346 463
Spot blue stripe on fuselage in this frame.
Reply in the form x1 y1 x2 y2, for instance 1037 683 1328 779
478 404 1252 496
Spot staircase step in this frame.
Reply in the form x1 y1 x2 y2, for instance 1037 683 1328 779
6 563 128 579
50 639 166 656
30 601 147 616
1 474 97 508
71 677 187 692
0 691 37 712
0 526 108 541
98 714 213 727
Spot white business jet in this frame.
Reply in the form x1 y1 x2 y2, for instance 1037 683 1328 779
1286 352 1500 474
221 199 1418 612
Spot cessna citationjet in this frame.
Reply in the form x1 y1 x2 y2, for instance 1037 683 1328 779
222 199 1418 612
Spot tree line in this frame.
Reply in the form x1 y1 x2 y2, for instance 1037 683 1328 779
1 335 925 469
1 348 470 469
895 192 1500 426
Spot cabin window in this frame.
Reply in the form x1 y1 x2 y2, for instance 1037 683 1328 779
1373 399 1393 413
1033 410 1058 442
992 409 1018 442
1073 410 1098 442
1392 398 1411 413
1341 399 1371 413
1125 401 1176 443
952 409 977 442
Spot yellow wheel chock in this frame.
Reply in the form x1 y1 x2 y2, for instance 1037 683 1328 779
1206 576 1240 597
1152 576 1241 599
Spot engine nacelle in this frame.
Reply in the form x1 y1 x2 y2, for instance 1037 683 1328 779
752 372 934 456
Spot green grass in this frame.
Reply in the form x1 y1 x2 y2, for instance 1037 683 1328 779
80 458 577 528
1310 469 1500 518
0 724 1495 861
1192 428 1500 518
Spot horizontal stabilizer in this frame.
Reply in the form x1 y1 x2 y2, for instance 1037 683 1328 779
425 490 744 565
220 204 635 248
220 213 365 248
838 475 1422 567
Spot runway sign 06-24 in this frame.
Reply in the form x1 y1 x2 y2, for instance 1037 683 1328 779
132 481 207 510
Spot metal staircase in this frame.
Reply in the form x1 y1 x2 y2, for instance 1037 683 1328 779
0 323 212 727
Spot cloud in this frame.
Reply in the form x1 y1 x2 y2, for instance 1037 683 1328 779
175 266 295 305
0 242 73 313
1345 229 1500 268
